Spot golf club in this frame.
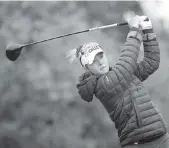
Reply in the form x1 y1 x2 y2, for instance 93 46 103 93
6 22 128 61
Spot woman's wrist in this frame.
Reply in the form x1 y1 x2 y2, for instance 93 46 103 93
130 26 143 36
127 26 143 43
142 28 153 34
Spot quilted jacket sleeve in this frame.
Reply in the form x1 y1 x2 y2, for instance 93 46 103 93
134 29 160 81
104 27 144 86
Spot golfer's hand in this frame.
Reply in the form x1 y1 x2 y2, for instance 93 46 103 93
140 16 153 30
127 15 142 29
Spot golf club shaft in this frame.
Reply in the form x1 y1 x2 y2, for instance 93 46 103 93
23 22 128 47
89 22 128 31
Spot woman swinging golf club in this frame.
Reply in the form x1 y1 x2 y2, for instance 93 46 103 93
67 15 169 148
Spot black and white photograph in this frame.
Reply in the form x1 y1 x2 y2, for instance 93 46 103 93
0 1 169 148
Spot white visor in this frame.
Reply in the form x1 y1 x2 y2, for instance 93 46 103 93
80 42 104 67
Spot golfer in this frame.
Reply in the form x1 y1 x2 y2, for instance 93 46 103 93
67 15 169 147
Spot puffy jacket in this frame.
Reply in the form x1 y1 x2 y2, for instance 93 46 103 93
76 27 167 147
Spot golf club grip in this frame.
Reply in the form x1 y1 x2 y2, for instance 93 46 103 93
118 22 128 26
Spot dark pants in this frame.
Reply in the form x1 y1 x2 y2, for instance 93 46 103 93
124 133 169 148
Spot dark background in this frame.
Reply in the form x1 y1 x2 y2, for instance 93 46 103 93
0 1 169 148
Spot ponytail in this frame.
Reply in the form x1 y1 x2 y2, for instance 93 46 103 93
66 45 83 64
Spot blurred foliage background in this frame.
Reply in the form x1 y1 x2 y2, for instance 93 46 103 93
0 1 169 148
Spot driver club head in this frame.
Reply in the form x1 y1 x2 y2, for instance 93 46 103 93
6 44 24 61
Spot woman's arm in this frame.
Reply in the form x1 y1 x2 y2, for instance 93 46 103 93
134 29 160 81
105 26 143 86
104 15 145 87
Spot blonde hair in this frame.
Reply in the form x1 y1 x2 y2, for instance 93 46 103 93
66 45 83 64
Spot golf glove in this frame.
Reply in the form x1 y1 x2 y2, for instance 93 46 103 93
127 15 143 29
140 16 153 30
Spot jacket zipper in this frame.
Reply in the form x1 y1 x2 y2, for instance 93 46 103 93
133 99 142 127
130 88 142 128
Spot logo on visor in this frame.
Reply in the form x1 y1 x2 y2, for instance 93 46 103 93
84 45 101 57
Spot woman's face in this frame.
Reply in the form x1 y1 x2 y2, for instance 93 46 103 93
86 52 109 75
